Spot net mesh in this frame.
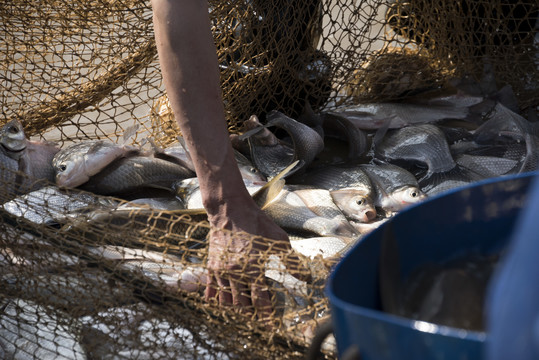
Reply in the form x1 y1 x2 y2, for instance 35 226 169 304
1 0 537 358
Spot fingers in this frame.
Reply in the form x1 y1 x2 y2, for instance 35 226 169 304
205 267 275 321
204 272 218 303
250 272 273 322
216 274 233 305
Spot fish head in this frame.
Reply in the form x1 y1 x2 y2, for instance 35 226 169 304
53 140 135 188
234 150 266 182
172 177 200 208
0 119 27 154
386 185 426 211
239 164 266 182
330 188 376 223
53 153 89 188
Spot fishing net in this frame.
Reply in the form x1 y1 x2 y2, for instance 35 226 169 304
0 0 537 359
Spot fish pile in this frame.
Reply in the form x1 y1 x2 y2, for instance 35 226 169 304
3 73 536 256
0 72 537 354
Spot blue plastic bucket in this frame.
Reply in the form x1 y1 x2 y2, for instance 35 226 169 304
326 172 537 360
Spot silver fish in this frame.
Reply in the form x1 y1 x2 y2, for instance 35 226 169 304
291 165 376 222
287 185 360 237
78 155 195 197
331 189 377 223
0 120 60 200
262 187 358 237
400 253 498 331
150 138 195 172
474 103 539 144
289 236 355 259
326 102 470 130
0 138 21 202
234 150 267 182
2 185 118 225
174 177 265 210
53 140 141 188
360 164 426 212
2 119 61 188
242 112 323 179
124 197 186 211
239 115 295 179
455 153 519 179
320 112 369 162
375 124 456 176
175 176 357 237
156 138 266 182
0 119 27 156
0 298 86 360
88 245 208 293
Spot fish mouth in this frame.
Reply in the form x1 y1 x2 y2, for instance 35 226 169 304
356 208 377 223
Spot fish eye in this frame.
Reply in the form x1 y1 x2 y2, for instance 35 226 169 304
58 164 67 172
409 190 418 198
250 167 258 173
356 197 365 206
8 125 19 134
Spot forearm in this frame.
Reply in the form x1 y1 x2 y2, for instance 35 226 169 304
151 0 252 216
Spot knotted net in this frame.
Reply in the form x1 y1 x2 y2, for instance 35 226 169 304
1 0 537 359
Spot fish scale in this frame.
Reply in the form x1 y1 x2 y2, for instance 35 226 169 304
326 101 470 130
79 156 195 197
290 164 373 193
375 123 456 175
265 110 324 169
246 110 324 179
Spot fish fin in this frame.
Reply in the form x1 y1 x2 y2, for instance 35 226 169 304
146 137 162 153
237 126 266 141
86 140 106 155
122 124 140 144
254 160 300 209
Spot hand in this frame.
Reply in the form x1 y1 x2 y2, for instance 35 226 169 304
204 198 307 320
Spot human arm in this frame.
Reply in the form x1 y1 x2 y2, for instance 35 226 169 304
151 0 303 317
